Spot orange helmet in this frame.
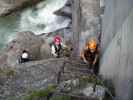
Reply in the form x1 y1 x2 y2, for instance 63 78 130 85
86 39 97 50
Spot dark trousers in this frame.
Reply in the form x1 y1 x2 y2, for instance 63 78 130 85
19 58 29 63
92 60 99 75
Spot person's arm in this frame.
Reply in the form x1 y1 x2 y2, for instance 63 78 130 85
61 42 67 48
93 47 100 65
93 53 99 65
80 50 88 63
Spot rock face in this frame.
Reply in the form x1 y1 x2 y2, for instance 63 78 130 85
79 0 100 52
54 0 72 19
71 0 100 56
0 0 43 16
0 31 52 67
100 0 133 100
0 31 74 68
0 58 102 99
0 58 65 99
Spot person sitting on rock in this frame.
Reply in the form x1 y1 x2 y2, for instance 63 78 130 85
80 38 99 75
19 50 30 63
51 35 66 58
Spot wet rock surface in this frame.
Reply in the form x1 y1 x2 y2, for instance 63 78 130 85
0 0 110 100
0 58 65 99
54 1 72 19
0 0 43 16
100 0 133 99
80 0 100 46
0 57 105 100
0 31 54 67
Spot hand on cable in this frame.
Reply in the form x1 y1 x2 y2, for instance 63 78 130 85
83 58 88 64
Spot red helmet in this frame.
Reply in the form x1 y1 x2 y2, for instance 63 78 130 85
54 35 61 45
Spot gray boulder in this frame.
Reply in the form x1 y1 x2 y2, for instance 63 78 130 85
0 58 102 100
54 6 72 19
0 31 53 67
0 58 66 99
0 0 43 16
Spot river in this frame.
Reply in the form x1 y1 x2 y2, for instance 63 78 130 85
0 0 70 49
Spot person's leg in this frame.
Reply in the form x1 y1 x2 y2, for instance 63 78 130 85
23 58 29 63
93 60 99 75
20 59 25 63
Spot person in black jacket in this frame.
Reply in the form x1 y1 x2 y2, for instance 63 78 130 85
19 50 30 63
80 38 99 75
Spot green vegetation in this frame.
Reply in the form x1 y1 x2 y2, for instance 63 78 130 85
79 75 103 88
79 75 115 100
24 84 57 100
0 68 16 76
24 84 71 100
50 95 71 100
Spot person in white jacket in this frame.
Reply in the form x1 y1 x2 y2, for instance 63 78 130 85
19 50 30 63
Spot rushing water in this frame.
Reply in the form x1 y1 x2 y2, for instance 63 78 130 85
0 0 70 49
19 0 70 35
0 14 19 49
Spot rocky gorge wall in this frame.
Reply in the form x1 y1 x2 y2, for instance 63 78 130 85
72 0 100 56
100 0 133 100
79 0 100 53
0 0 43 16
0 0 103 99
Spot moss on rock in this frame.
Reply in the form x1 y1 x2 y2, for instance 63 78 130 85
24 84 57 100
0 68 16 76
